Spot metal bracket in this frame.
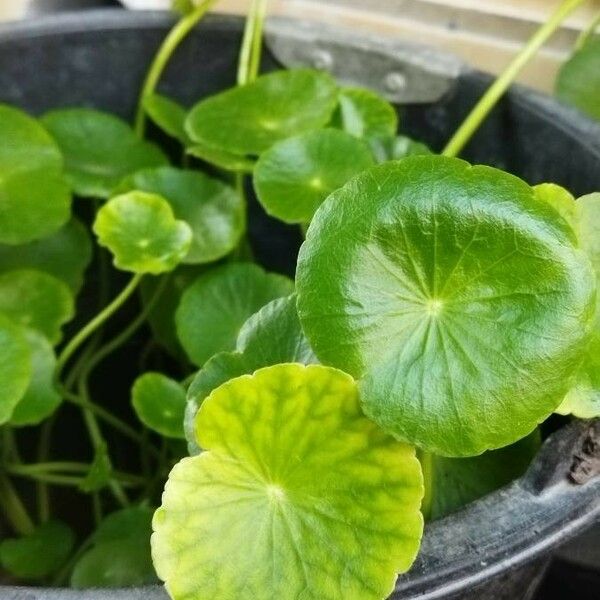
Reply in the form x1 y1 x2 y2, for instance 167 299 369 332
265 16 465 104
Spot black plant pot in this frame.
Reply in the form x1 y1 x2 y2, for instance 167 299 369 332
0 9 599 600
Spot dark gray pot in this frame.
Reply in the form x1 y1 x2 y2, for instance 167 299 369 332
0 9 598 600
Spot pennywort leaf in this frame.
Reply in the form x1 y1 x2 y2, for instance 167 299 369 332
42 108 168 198
185 69 339 156
0 269 75 344
9 329 62 427
93 191 193 275
0 104 71 244
556 35 600 121
297 156 596 456
143 93 190 144
153 364 424 600
253 128 374 224
0 219 92 293
176 262 294 366
370 135 433 163
186 142 256 173
116 167 245 264
0 314 31 424
71 507 157 588
333 86 398 140
0 520 74 580
132 373 187 439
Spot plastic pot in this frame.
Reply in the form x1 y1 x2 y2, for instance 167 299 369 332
0 9 598 600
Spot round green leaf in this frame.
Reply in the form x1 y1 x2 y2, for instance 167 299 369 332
0 269 75 344
0 314 31 424
0 520 74 580
10 329 62 426
132 372 186 439
424 430 540 521
184 351 251 455
236 294 318 366
176 262 294 366
297 156 596 456
254 128 374 223
333 87 398 140
556 35 600 121
575 192 600 279
71 507 156 589
370 135 432 163
0 219 92 293
0 104 71 245
185 69 339 156
143 93 189 144
94 191 193 275
42 108 168 198
533 183 576 225
186 142 256 173
116 167 244 264
153 364 424 600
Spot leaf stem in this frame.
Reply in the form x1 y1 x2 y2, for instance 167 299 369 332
442 0 588 158
134 0 219 137
237 0 268 86
56 273 143 378
5 463 145 485
0 471 35 535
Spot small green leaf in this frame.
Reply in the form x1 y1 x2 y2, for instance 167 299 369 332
79 442 113 493
297 156 596 456
132 372 186 439
93 191 193 275
556 35 600 121
370 135 432 163
176 262 294 366
42 108 168 198
153 364 424 600
0 269 75 344
253 128 374 223
425 430 541 521
0 520 74 580
0 104 71 245
71 507 156 588
333 86 398 140
0 314 31 424
236 294 318 366
534 183 577 225
0 219 92 293
143 93 190 144
186 142 256 173
116 167 244 264
9 329 62 427
184 295 317 453
186 69 339 156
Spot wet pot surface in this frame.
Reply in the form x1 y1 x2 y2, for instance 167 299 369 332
0 9 599 600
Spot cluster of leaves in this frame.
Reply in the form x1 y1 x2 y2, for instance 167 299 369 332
1 4 600 600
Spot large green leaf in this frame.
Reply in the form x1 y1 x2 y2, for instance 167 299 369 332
143 93 190 144
71 507 157 588
424 430 541 521
0 269 75 344
253 128 374 224
0 315 31 424
0 219 92 293
9 329 62 427
185 69 339 156
556 35 600 121
153 364 424 600
332 87 398 140
0 520 74 580
0 104 71 244
184 295 317 453
42 108 168 198
176 262 294 366
132 372 187 439
94 191 192 275
297 156 596 456
116 167 244 264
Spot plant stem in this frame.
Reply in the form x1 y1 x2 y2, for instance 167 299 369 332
56 273 143 378
0 472 35 535
5 463 145 485
134 0 219 137
37 419 54 522
237 0 268 85
442 0 588 158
